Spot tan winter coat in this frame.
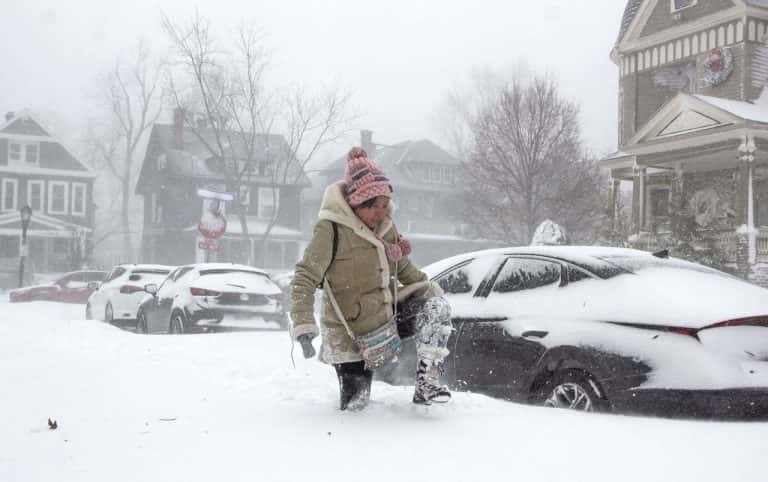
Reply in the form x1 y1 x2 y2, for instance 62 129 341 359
290 181 438 364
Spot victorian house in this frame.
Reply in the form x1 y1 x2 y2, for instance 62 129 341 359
602 0 768 285
0 110 95 287
136 110 309 270
302 131 496 267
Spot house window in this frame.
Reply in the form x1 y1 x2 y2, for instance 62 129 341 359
27 180 44 212
258 187 279 220
48 181 68 214
441 167 452 184
25 144 38 164
7 142 39 165
670 0 696 13
71 183 86 216
428 166 441 183
1 178 18 212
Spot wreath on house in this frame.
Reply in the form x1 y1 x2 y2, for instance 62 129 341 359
702 47 734 87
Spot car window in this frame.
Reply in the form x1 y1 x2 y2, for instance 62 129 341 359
104 267 126 283
85 272 106 282
172 267 194 281
434 255 503 296
491 258 562 294
567 264 592 284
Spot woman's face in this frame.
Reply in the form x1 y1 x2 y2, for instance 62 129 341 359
355 196 391 229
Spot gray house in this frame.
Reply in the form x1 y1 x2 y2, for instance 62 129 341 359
136 112 310 270
303 131 496 267
602 0 768 285
0 110 95 286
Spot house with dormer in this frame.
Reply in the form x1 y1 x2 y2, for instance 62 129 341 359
0 110 95 287
136 110 310 270
602 0 768 285
302 131 497 267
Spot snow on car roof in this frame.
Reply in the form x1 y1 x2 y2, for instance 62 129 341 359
185 263 268 275
118 264 174 272
423 245 651 278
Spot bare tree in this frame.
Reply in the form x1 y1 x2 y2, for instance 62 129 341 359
457 74 604 244
90 42 164 261
161 11 354 264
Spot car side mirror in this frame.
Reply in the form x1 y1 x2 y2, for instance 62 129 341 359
87 281 100 290
144 283 158 295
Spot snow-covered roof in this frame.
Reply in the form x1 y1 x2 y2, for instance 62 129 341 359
695 95 768 124
616 0 642 44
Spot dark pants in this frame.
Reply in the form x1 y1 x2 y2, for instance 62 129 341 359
334 361 373 411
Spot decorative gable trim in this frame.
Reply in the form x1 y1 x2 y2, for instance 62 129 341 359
657 110 721 137
628 93 741 146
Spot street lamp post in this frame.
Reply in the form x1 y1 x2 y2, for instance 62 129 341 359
18 205 32 288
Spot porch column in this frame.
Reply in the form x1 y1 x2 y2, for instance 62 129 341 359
737 135 757 273
610 178 621 231
632 166 647 233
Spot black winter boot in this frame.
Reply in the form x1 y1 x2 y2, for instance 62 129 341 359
335 362 373 411
413 358 451 405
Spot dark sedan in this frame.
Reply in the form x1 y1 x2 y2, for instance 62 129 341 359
380 246 768 419
9 270 107 304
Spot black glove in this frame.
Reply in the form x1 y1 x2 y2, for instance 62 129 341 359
297 334 316 359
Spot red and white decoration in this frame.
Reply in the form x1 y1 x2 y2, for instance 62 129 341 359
702 47 734 87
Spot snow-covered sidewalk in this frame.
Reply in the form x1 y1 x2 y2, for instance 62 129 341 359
1 299 765 482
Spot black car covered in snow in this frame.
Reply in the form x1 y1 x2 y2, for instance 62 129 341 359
380 246 768 419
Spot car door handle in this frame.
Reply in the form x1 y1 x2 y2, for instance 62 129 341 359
522 330 548 339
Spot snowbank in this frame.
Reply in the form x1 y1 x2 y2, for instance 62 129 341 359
1 300 766 482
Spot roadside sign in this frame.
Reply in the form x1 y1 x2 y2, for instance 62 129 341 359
198 240 221 252
198 212 227 239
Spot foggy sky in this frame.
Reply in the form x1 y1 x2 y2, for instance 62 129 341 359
1 0 626 162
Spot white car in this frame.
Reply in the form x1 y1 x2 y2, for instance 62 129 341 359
86 264 174 326
136 263 287 333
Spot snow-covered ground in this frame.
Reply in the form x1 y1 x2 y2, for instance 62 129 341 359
1 299 766 482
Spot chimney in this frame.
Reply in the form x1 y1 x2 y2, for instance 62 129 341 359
5 112 14 122
173 108 185 148
361 130 374 158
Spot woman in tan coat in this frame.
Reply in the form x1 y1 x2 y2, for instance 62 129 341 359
290 147 453 410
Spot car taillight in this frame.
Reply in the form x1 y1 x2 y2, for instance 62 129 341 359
120 285 144 294
190 287 222 297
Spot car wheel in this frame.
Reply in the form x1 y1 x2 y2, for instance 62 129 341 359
537 369 608 413
85 303 92 320
105 303 114 324
169 312 186 334
136 311 149 334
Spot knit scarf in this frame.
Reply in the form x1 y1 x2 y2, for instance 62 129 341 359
377 235 412 262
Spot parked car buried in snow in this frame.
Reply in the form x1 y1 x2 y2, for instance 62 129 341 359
86 264 174 327
135 263 287 334
9 270 107 304
380 246 768 419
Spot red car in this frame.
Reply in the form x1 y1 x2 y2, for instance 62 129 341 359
9 271 107 304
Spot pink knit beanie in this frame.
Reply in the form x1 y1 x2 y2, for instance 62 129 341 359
344 147 392 208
